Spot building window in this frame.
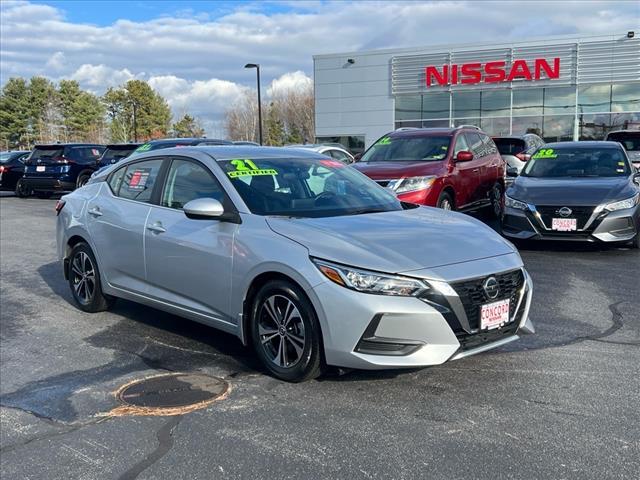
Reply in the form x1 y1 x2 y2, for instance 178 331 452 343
315 135 365 154
512 116 543 136
395 95 422 120
421 92 450 120
480 117 511 136
452 91 480 118
578 85 611 113
512 88 544 116
543 87 576 115
481 90 511 117
612 84 640 113
542 115 574 142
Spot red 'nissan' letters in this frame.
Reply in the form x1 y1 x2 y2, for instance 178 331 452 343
425 57 560 87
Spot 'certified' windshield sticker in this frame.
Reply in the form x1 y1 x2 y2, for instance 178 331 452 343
532 148 557 159
227 159 277 178
377 137 392 146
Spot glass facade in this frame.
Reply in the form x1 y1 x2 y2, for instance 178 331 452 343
394 83 640 141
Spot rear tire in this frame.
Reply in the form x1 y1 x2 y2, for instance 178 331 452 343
15 179 32 198
250 280 323 382
68 243 115 313
76 174 90 189
631 233 640 249
436 191 454 211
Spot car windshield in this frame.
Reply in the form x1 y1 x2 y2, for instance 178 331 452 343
220 157 402 217
493 138 526 155
522 147 631 178
607 132 640 151
360 135 451 162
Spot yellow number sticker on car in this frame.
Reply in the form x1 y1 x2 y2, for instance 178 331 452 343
532 148 557 159
227 159 278 178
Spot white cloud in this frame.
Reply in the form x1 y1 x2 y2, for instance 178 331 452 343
267 71 312 97
1 0 637 136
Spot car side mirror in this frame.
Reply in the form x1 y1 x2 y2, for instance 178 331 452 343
506 166 519 177
183 198 224 220
353 153 362 161
456 151 474 162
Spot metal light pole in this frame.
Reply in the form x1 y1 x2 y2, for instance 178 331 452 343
244 63 263 145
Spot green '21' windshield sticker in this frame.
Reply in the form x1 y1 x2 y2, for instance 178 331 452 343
227 159 278 178
135 143 152 152
532 148 557 159
377 137 392 146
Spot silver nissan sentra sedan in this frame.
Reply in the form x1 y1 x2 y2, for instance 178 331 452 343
56 146 534 382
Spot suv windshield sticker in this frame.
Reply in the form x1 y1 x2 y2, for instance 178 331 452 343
227 159 278 178
532 148 557 159
377 137 392 146
91 148 100 156
135 143 152 152
128 168 151 190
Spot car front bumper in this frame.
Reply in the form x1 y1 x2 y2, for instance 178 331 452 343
502 205 640 243
309 261 533 370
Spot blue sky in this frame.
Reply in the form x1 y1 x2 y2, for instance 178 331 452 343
42 1 306 25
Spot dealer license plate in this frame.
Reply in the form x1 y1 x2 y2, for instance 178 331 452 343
552 218 577 231
480 299 510 330
36 166 46 172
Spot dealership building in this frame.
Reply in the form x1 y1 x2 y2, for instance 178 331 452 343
313 32 639 153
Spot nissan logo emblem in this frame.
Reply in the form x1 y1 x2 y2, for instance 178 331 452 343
482 277 500 300
558 207 572 217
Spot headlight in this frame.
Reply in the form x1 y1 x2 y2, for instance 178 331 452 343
602 193 640 212
392 176 436 194
312 259 429 296
504 194 528 210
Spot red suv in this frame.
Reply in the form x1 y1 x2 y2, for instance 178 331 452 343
352 126 506 216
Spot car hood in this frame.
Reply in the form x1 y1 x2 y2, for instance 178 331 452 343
352 161 445 179
266 207 515 274
508 176 637 206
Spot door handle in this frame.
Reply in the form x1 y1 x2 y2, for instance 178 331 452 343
472 168 480 173
88 206 103 217
146 222 166 234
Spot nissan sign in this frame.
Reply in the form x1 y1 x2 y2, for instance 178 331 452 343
425 57 560 87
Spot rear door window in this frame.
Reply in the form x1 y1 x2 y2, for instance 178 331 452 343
118 159 164 203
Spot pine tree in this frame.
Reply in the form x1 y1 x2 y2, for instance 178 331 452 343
172 114 205 138
0 78 30 148
265 103 285 146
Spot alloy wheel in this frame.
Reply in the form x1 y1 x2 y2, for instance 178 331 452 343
258 295 306 369
440 199 452 210
492 185 503 217
70 251 96 304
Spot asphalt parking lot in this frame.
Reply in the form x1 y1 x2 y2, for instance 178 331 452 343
1 193 639 480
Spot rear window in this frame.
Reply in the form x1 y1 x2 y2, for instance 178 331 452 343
360 135 451 162
29 146 64 161
607 132 640 151
0 153 13 163
68 147 104 163
493 138 526 155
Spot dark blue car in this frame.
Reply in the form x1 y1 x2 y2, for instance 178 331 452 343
21 144 106 198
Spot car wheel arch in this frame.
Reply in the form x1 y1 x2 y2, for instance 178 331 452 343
240 271 326 356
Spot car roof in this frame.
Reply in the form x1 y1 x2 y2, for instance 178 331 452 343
33 143 104 147
606 130 640 136
145 137 231 144
138 145 328 161
389 127 468 138
543 141 623 149
105 143 141 148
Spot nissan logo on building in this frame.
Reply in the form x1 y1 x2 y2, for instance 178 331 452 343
558 207 573 217
482 276 500 300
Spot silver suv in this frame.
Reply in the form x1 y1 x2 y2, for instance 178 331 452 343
57 146 533 381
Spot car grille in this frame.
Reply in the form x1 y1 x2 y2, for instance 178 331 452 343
450 269 525 332
534 205 595 231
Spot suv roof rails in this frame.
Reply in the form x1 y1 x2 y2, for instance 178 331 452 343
395 127 421 132
455 125 481 131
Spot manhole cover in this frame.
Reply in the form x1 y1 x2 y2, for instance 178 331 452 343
111 373 230 416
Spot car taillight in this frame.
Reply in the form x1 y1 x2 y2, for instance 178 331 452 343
55 200 66 216
0 166 5 173
515 153 530 161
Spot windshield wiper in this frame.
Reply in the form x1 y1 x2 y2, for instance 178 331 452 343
347 207 392 215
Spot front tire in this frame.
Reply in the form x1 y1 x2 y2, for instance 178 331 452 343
436 191 454 211
250 280 323 382
68 243 115 312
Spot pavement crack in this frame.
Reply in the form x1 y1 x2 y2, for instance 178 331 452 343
117 415 182 480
